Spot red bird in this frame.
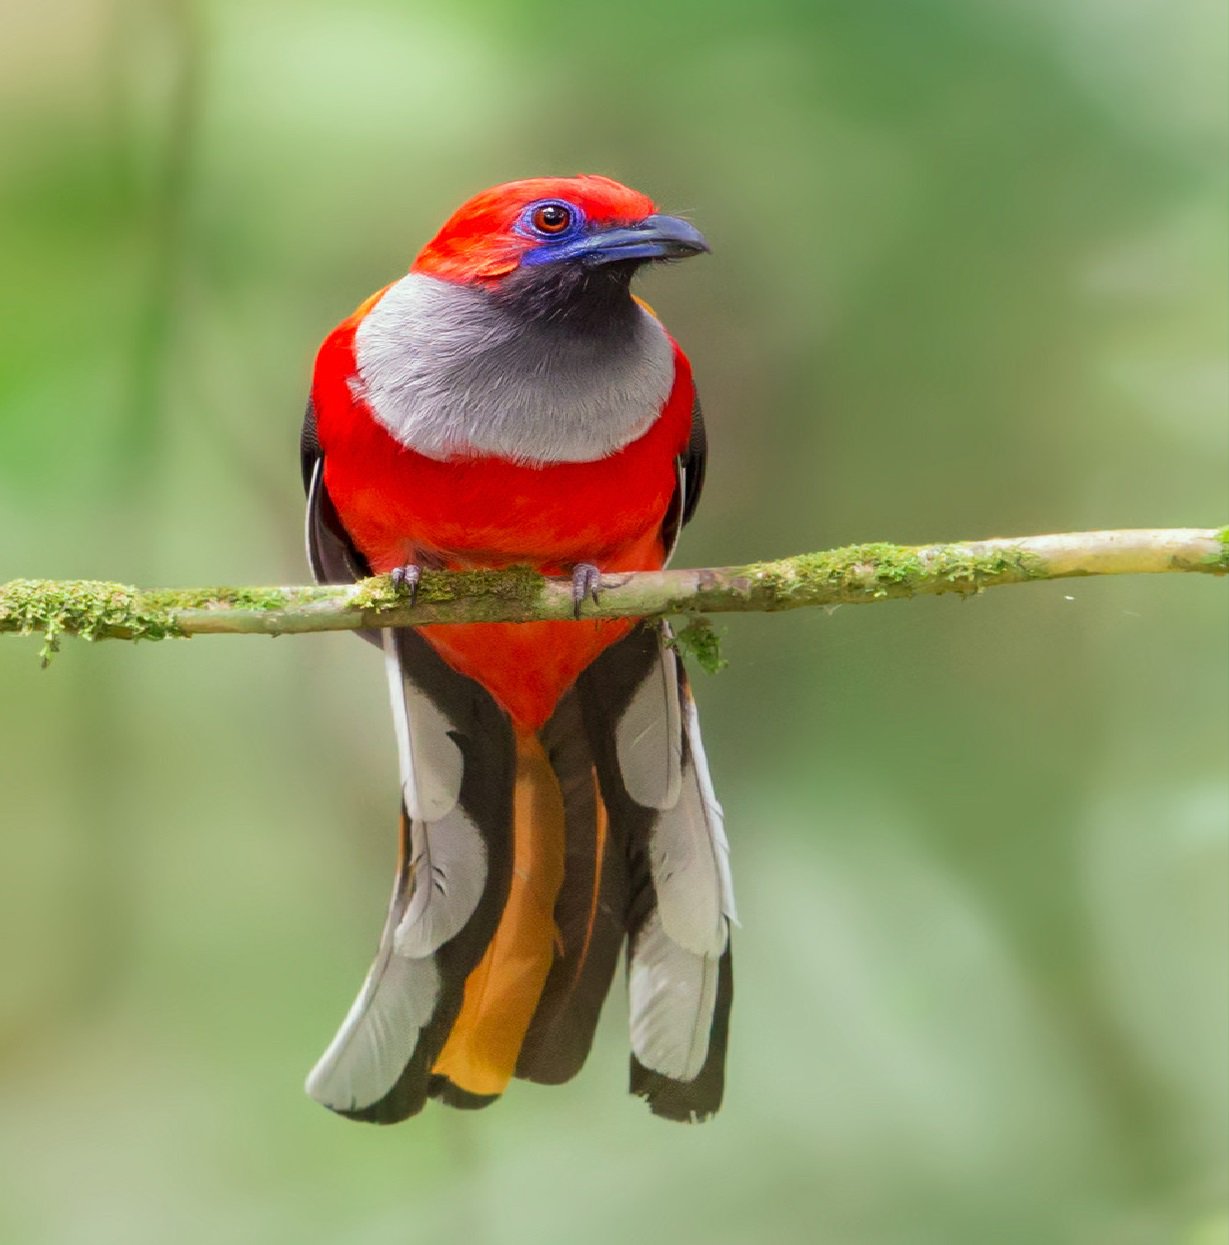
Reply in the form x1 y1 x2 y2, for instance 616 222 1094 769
300 175 734 1123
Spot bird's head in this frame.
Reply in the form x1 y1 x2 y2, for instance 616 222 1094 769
410 175 708 323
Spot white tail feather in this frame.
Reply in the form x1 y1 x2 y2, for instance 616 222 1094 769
681 690 737 927
628 909 719 1080
646 685 734 955
394 806 486 956
383 634 463 821
647 768 727 956
616 629 683 809
305 932 440 1111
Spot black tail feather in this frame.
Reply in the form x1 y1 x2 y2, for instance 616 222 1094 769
517 690 630 1084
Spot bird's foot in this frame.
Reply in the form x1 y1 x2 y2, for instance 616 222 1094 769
571 563 603 619
390 563 422 606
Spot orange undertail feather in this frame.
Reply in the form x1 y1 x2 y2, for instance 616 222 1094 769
431 731 567 1100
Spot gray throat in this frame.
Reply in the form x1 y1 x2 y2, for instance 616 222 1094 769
351 273 675 465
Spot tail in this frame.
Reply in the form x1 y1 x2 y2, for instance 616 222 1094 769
570 622 735 1122
305 623 734 1123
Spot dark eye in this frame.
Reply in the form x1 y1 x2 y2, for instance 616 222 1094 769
532 203 573 235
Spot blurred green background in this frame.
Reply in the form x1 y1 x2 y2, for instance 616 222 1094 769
1 2 1225 1243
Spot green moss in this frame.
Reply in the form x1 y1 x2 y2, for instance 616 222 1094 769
1206 527 1229 573
752 541 1045 601
669 616 727 674
0 579 182 666
144 585 305 612
351 565 545 613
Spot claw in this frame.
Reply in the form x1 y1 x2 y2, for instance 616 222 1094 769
390 563 422 606
571 562 603 619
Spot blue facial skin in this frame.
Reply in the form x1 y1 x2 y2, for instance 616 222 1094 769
517 200 710 268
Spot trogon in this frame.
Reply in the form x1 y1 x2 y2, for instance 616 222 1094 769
300 175 735 1124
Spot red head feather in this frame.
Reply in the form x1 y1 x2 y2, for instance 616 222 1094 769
411 175 657 285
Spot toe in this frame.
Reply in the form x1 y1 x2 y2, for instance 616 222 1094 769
570 562 603 618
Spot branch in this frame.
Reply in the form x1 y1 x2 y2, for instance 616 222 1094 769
2 528 1224 664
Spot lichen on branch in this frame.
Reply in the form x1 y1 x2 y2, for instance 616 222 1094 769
0 579 183 666
1 527 1223 665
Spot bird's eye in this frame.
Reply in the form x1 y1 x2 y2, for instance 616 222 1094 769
531 203 573 235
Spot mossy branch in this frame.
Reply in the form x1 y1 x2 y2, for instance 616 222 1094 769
2 527 1224 665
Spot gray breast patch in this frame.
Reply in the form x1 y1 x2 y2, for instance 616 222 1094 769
352 273 675 464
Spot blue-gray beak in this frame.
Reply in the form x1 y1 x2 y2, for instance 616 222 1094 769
525 214 710 268
582 214 710 265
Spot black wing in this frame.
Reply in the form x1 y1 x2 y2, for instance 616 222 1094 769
661 390 708 563
301 399 372 586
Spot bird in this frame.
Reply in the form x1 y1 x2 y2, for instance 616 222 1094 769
299 174 735 1124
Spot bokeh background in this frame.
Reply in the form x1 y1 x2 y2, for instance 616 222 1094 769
1 2 1225 1243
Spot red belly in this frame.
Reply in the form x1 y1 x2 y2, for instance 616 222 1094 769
416 618 633 729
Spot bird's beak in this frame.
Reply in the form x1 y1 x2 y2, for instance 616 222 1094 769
526 214 710 268
582 214 710 265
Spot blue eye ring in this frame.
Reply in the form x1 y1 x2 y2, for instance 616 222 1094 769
519 199 584 241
